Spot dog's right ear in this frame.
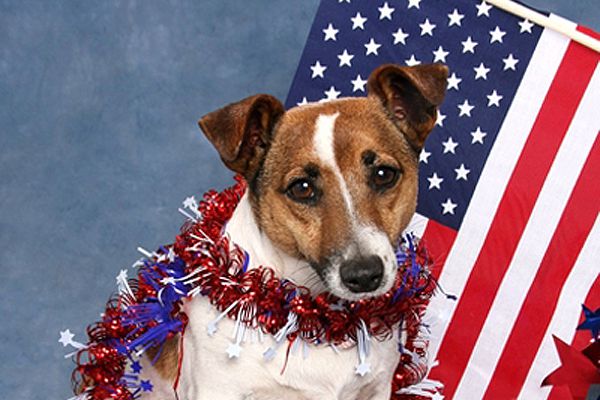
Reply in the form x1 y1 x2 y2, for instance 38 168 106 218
198 94 285 178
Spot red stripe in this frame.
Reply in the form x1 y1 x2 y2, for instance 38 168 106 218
482 133 600 399
428 41 598 398
420 219 457 279
547 275 600 400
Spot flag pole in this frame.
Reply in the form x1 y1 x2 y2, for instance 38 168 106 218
487 0 600 53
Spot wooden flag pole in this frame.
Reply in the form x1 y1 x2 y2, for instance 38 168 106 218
487 0 600 53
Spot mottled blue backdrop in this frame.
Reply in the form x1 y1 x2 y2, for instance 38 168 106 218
0 1 597 399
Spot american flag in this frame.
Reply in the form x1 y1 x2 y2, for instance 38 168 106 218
286 0 600 398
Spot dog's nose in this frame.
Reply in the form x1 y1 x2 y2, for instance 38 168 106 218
340 256 384 293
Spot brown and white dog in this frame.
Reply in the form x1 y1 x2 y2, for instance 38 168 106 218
143 63 447 400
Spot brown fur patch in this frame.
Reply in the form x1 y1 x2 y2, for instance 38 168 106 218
145 336 179 382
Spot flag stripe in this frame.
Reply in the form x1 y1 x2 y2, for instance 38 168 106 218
426 22 571 362
430 36 598 397
421 219 457 279
518 214 600 399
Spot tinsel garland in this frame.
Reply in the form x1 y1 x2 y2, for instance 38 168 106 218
65 176 439 400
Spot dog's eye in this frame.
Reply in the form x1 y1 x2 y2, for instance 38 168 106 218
286 179 318 203
369 166 400 191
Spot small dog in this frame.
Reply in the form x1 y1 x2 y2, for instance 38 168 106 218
143 63 447 400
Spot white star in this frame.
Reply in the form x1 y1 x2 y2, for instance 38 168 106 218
432 46 449 62
461 36 478 54
337 49 354 67
351 12 367 30
487 90 503 107
431 393 445 400
351 74 368 92
454 163 471 180
519 19 534 33
339 0 351 2
428 172 444 190
226 343 242 358
392 27 409 45
355 362 372 376
408 0 422 9
476 1 492 17
489 26 507 43
419 148 431 163
116 269 128 284
378 2 395 20
419 18 436 36
324 86 341 100
442 136 459 154
503 53 519 71
436 109 446 126
323 23 339 41
474 62 491 80
182 196 197 210
310 61 327 78
297 97 309 106
59 329 75 347
364 38 382 56
405 54 421 66
448 9 465 27
447 73 462 90
471 126 487 144
441 198 457 215
457 99 474 117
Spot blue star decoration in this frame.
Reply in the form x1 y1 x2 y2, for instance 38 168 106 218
140 380 153 392
577 304 600 340
131 360 143 374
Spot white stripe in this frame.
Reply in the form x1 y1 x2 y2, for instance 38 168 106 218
518 213 600 400
454 62 600 399
426 25 572 360
404 213 429 238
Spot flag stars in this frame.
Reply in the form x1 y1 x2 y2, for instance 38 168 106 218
428 172 444 190
419 148 431 163
337 49 354 67
461 36 478 54
324 86 341 100
474 62 491 80
441 198 458 215
454 163 471 180
351 74 368 92
351 12 367 30
447 73 462 90
310 61 327 78
458 99 475 117
378 2 395 20
297 97 309 106
476 1 492 17
489 26 507 43
419 18 436 36
487 90 503 107
471 126 487 144
364 38 382 56
503 53 519 70
323 23 339 41
436 109 446 126
442 136 459 154
392 27 409 45
408 0 422 9
519 19 534 33
432 46 449 62
448 9 465 27
405 54 421 66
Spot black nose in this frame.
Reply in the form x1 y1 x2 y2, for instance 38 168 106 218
340 256 384 293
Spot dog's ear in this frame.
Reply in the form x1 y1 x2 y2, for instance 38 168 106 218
198 94 285 178
367 63 448 152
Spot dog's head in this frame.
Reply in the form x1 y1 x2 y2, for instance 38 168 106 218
198 64 447 300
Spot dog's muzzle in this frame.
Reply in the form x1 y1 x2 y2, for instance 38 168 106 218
339 255 384 293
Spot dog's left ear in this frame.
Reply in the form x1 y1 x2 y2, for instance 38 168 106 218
198 94 285 179
367 63 448 152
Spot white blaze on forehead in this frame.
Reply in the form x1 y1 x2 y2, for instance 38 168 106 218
312 113 356 220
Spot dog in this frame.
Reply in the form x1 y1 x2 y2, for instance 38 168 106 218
142 63 447 400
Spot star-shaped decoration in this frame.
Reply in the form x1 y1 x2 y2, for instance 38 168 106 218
441 198 458 215
428 173 444 190
310 61 327 79
207 321 218 336
447 73 462 90
226 342 242 358
432 46 449 63
476 1 492 17
436 109 446 127
419 18 436 36
489 26 507 43
405 54 421 66
378 2 395 20
442 137 459 154
182 196 197 210
519 19 534 33
392 27 409 45
431 392 445 400
140 379 153 392
458 99 475 117
337 49 354 67
131 360 143 373
471 127 487 144
577 304 600 339
59 329 75 347
324 86 341 101
419 149 431 164
503 53 519 71
297 97 309 106
351 74 368 92
351 12 367 30
364 38 382 56
487 90 503 107
323 23 339 41
116 269 128 283
461 36 478 54
454 163 471 180
355 361 372 376
474 62 491 80
408 0 422 9
448 9 465 27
